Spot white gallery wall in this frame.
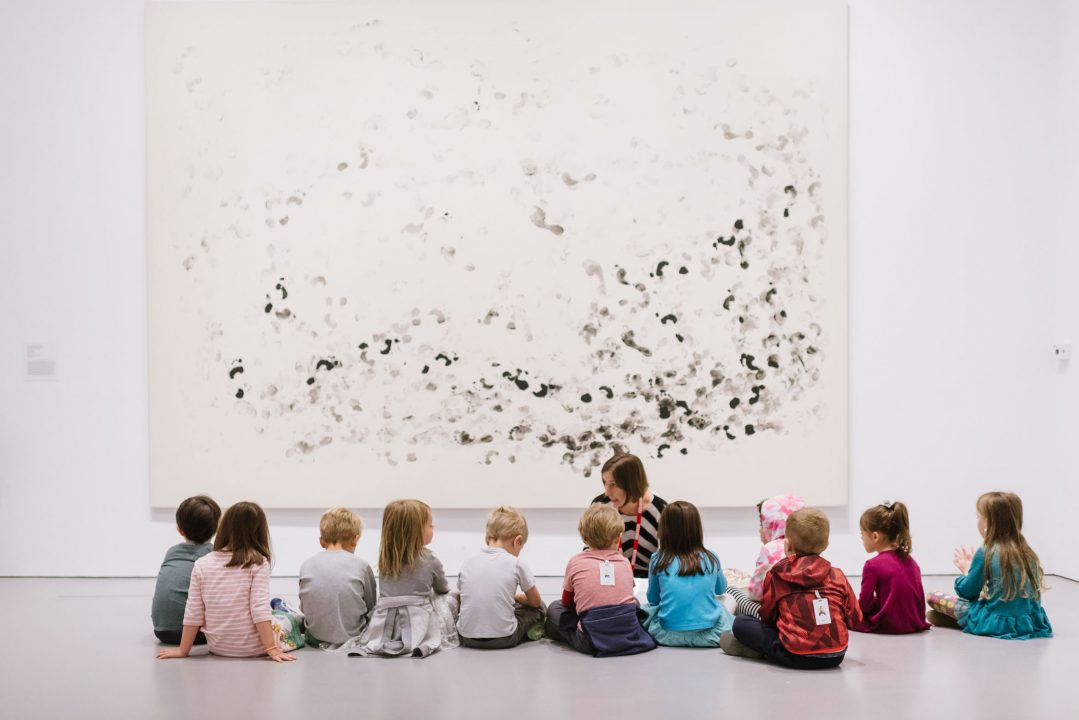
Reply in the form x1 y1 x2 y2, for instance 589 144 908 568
1 0 1074 579
1052 0 1079 581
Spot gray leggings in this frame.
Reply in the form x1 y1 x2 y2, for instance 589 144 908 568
460 603 545 650
544 600 596 655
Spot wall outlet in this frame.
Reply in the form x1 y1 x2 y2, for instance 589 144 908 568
1054 344 1072 361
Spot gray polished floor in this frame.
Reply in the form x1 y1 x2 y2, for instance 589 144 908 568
3 575 1074 719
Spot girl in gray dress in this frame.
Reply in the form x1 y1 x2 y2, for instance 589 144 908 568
349 499 460 658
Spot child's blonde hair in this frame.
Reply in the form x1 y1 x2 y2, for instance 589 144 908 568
977 492 1045 601
486 506 528 542
320 507 362 545
786 508 830 555
579 504 623 550
378 499 431 578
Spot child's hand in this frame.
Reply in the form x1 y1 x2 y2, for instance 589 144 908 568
266 648 297 663
156 648 189 660
953 545 974 575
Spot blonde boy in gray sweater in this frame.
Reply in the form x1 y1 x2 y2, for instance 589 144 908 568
299 508 377 646
457 506 545 649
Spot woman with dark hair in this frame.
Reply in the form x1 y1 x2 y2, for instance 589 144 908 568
590 453 667 578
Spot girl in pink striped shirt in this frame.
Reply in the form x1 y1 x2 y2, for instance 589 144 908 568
156 501 297 662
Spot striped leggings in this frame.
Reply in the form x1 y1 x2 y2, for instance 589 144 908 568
726 587 762 619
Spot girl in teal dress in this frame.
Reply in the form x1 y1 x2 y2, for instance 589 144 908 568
927 491 1052 640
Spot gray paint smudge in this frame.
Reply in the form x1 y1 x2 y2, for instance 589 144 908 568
530 207 564 235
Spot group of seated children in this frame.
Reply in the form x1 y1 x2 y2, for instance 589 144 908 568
153 472 1053 667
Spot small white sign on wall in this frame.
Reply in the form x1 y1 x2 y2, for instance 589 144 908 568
25 344 57 382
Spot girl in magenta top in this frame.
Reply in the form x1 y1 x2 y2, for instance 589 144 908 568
855 502 931 634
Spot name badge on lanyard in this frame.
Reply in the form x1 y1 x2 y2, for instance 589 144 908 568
813 590 832 626
599 560 616 586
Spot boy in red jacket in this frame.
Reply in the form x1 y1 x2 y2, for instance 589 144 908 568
720 508 861 669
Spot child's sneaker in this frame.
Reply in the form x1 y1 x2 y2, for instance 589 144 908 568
926 610 959 629
720 632 763 659
526 621 545 641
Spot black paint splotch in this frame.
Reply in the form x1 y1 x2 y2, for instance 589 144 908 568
621 331 653 357
502 369 530 391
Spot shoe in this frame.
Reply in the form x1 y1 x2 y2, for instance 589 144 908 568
526 621 546 641
720 632 763 659
927 610 960 628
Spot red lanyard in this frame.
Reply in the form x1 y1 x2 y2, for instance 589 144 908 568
629 510 643 570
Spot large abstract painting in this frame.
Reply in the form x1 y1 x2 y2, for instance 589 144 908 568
147 0 848 508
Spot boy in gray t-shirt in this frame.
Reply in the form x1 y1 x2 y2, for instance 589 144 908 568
299 508 377 646
151 495 221 644
457 506 545 649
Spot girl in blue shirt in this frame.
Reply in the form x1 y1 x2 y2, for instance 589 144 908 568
927 491 1052 640
641 501 734 647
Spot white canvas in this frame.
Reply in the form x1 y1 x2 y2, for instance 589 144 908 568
147 0 848 509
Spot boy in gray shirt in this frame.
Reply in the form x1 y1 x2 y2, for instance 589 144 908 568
457 506 545 649
299 508 377 646
151 495 221 644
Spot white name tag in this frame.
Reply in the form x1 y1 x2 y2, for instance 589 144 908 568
599 560 616 586
813 591 831 626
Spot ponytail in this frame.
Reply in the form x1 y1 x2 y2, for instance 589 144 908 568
860 501 913 559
